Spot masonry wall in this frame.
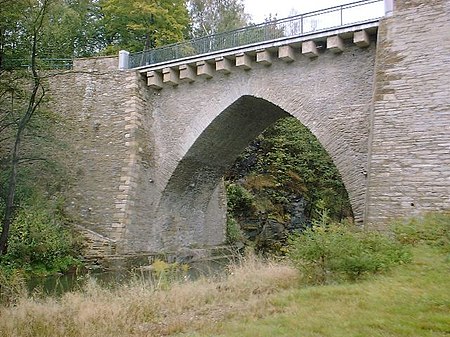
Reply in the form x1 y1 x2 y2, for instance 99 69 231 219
47 57 150 256
366 0 450 225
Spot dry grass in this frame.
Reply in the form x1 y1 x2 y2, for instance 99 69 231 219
0 255 299 337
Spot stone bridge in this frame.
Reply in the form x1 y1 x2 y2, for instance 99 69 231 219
48 0 450 261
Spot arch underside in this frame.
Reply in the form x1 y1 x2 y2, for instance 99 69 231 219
156 96 288 250
156 95 362 251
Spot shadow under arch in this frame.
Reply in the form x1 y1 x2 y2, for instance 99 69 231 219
156 95 350 251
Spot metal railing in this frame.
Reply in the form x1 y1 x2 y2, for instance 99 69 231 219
129 0 384 69
1 58 73 70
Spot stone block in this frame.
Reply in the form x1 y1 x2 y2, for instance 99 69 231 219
215 57 233 74
197 60 214 78
179 64 196 83
278 45 295 62
302 41 319 58
236 53 252 69
354 30 370 47
327 35 344 53
147 71 163 89
162 67 179 86
256 49 273 66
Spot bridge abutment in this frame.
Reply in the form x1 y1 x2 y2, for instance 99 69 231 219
365 0 450 226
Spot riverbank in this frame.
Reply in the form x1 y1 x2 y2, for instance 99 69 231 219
1 213 448 336
0 244 448 337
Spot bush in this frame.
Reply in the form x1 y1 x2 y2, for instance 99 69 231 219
226 183 254 217
226 216 244 244
287 220 411 284
0 197 82 275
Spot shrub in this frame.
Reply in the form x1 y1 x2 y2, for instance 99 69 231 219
226 216 244 244
287 220 411 284
0 197 82 275
226 183 254 216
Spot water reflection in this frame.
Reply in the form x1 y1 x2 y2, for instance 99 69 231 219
27 258 231 297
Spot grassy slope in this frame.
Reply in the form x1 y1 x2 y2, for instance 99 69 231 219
0 246 448 337
194 246 449 337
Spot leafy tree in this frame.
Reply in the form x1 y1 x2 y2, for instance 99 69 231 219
0 0 28 65
100 0 190 54
38 0 104 58
0 0 48 254
188 0 250 37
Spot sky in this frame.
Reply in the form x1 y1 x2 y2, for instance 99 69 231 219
244 0 373 23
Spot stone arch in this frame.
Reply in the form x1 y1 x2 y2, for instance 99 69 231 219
156 94 357 251
128 43 375 254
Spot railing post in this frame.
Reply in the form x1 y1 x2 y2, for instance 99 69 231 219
301 15 304 34
384 0 394 16
118 50 130 70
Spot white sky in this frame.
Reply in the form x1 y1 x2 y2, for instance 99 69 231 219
244 0 371 23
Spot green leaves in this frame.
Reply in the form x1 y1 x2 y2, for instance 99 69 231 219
1 196 82 275
100 0 189 53
287 221 411 284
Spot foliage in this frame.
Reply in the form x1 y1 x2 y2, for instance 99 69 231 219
227 117 352 223
145 259 190 290
188 0 249 36
100 0 190 54
287 216 411 284
226 216 244 244
392 212 450 252
226 183 254 217
225 117 353 253
0 195 82 275
1 0 103 65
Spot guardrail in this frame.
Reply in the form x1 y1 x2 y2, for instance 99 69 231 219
129 0 384 69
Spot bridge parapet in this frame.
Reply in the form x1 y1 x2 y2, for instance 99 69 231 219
141 24 379 90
